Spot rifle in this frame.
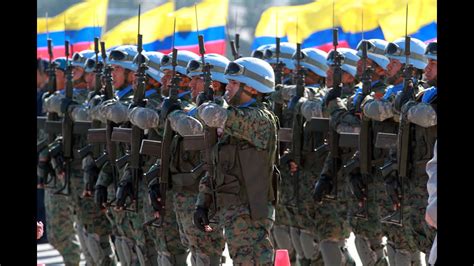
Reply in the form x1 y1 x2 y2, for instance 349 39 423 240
290 43 305 168
381 5 412 226
325 28 343 201
351 40 373 219
197 34 218 220
54 40 73 196
41 38 59 189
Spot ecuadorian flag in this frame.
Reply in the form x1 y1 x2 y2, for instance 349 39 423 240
37 0 108 58
102 0 228 55
253 0 436 52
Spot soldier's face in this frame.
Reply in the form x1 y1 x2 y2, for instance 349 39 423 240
342 71 355 84
225 79 242 104
212 80 223 93
386 59 403 78
55 69 65 89
326 67 334 88
72 66 84 81
189 75 205 99
424 59 437 83
84 72 95 90
356 58 376 77
112 65 126 88
161 70 172 96
37 70 48 88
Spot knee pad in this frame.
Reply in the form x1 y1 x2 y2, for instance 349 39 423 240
354 235 378 266
114 237 127 266
86 233 106 265
290 227 304 258
395 249 413 266
319 239 344 266
299 230 319 260
136 245 147 266
272 225 293 252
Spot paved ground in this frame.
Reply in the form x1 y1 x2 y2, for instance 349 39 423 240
37 232 426 265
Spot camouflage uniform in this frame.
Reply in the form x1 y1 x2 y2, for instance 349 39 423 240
166 96 225 265
347 80 391 265
316 84 360 265
197 101 278 265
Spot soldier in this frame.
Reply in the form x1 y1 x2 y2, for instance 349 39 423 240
264 42 296 85
40 57 82 266
375 37 429 265
37 58 49 116
94 44 141 266
282 47 330 265
312 48 361 265
192 57 279 265
158 50 227 265
391 38 436 264
343 38 392 265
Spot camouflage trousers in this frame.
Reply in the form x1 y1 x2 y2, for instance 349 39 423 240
173 190 225 264
347 174 388 265
147 190 189 265
44 186 81 266
219 203 274 265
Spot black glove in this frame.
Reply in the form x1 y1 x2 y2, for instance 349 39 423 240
193 206 210 232
148 179 163 212
161 98 182 121
37 160 53 186
116 175 134 209
394 83 414 113
83 163 99 194
95 185 108 209
349 173 367 202
312 175 333 203
60 97 78 114
144 163 160 180
324 87 342 106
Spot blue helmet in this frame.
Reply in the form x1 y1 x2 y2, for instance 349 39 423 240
140 51 165 81
293 48 328 77
326 48 360 77
108 45 139 71
356 39 390 70
71 50 95 68
264 42 297 70
251 44 274 59
187 53 230 84
424 41 437 61
385 37 427 70
160 50 200 77
84 53 104 73
224 57 275 93
53 57 67 71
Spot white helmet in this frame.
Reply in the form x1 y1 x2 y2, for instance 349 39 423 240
326 48 360 77
186 53 230 84
71 50 95 68
224 57 275 93
356 39 390 70
84 53 103 73
293 48 328 77
424 41 437 61
264 42 297 70
108 45 139 72
385 37 427 70
136 51 165 81
160 50 199 77
251 44 274 59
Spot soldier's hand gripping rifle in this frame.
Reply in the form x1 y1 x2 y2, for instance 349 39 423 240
351 40 373 219
115 33 148 213
381 36 413 227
